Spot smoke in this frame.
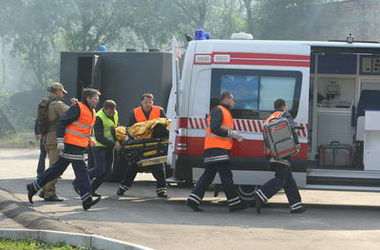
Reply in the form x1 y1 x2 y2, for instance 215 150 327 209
1 41 34 93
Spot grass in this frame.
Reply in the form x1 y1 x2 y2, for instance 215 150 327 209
0 237 92 250
0 133 38 149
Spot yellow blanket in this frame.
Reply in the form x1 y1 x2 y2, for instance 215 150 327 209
115 118 171 141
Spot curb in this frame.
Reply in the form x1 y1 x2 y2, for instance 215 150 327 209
0 189 84 233
0 229 153 250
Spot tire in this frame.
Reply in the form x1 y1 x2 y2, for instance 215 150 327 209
236 185 259 201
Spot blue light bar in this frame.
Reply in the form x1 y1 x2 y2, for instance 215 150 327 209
194 29 210 40
98 45 107 52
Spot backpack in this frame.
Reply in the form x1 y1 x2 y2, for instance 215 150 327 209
262 115 297 159
37 97 56 135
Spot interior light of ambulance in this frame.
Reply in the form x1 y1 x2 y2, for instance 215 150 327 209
214 54 230 63
195 55 212 63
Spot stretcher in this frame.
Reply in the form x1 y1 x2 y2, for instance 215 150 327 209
121 137 169 168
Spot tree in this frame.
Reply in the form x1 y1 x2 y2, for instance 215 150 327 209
242 0 255 36
244 0 336 40
206 0 246 39
0 0 23 91
61 0 125 51
7 0 64 89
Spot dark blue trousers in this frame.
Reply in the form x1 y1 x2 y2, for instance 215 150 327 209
191 161 239 201
120 163 166 191
88 147 114 192
256 162 301 207
36 141 47 178
35 156 91 201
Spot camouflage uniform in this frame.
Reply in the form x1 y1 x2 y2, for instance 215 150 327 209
41 92 68 198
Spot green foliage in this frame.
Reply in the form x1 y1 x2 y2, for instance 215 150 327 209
249 0 337 40
0 237 91 250
0 0 337 131
7 0 63 89
61 0 125 51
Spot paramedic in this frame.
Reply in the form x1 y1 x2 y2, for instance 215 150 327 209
89 100 121 197
117 93 168 198
254 99 305 214
186 92 247 212
27 88 101 211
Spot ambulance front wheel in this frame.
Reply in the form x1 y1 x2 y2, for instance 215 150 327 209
236 185 259 203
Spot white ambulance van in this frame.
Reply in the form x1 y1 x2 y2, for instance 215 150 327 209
168 32 380 198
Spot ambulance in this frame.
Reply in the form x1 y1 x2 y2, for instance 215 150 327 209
167 31 380 199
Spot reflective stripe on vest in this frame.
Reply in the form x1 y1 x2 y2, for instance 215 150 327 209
72 121 92 129
64 102 96 148
204 105 234 150
95 108 119 147
133 106 161 123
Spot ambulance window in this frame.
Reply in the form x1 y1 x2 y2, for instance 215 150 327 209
211 69 302 120
259 77 296 110
220 75 259 110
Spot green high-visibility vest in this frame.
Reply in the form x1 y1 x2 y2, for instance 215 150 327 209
95 109 119 147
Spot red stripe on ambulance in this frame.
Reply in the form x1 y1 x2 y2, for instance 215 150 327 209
178 136 308 159
194 52 310 67
182 117 307 138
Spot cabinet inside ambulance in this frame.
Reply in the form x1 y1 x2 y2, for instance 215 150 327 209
308 48 380 180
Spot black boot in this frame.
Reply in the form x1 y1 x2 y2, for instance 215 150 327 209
92 192 101 198
157 192 168 198
291 206 306 214
26 184 37 204
82 197 101 211
157 191 168 198
229 201 248 212
44 195 64 202
186 199 203 212
116 188 125 196
38 191 45 199
254 193 263 214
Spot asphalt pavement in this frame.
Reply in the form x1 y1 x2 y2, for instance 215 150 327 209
1 148 380 250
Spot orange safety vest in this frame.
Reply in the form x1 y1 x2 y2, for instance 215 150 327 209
264 111 283 125
204 105 234 150
64 102 96 148
133 105 161 123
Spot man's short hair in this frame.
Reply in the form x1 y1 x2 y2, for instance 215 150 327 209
141 93 154 101
82 88 101 101
220 92 233 102
274 99 286 110
103 100 116 110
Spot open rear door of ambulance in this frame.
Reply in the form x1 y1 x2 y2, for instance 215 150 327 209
166 37 182 183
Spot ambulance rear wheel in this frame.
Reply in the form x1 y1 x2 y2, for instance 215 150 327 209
236 185 258 202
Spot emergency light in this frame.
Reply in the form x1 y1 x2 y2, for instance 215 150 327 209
194 29 211 40
98 45 107 52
